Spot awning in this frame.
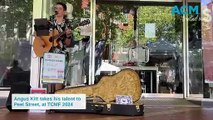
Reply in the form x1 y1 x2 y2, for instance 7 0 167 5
95 61 121 75
147 38 178 63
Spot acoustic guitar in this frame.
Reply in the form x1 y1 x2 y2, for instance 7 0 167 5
33 19 90 57
55 68 142 103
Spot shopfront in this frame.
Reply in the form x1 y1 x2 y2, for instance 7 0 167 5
0 0 212 101
94 0 205 99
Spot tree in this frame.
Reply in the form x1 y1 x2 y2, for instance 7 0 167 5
110 6 183 53
3 0 33 38
138 6 179 44
0 0 33 60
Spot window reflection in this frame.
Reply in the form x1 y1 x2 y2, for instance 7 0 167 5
0 0 33 87
188 3 203 94
94 5 184 94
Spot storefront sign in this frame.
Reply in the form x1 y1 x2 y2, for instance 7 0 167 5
42 53 65 84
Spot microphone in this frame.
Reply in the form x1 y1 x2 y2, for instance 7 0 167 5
55 11 58 15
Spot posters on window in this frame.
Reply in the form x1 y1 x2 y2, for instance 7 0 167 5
42 53 65 84
145 23 156 38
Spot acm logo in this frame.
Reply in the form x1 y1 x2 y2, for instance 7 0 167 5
171 5 212 23
171 5 199 15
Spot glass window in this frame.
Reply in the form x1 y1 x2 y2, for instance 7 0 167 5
137 6 183 94
188 3 203 95
0 0 33 87
94 4 184 94
49 1 91 87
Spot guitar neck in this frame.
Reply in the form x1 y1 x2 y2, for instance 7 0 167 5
51 30 66 40
69 19 90 30
70 23 81 30
51 19 90 40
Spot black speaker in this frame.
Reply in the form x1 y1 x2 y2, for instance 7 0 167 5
6 71 30 87
6 81 31 112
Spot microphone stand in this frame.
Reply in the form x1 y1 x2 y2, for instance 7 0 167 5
48 14 57 94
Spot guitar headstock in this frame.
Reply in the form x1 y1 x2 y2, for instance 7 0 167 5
67 19 90 30
79 19 90 27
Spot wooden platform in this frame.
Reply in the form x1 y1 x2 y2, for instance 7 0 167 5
1 97 213 120
1 106 213 120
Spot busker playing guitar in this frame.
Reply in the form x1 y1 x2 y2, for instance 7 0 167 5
33 2 90 92
50 2 73 53
35 2 73 57
50 2 73 91
34 2 73 92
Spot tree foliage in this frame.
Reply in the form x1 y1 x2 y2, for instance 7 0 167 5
0 1 183 58
95 4 123 41
138 6 180 44
0 0 33 38
52 1 125 43
92 5 182 48
0 0 33 60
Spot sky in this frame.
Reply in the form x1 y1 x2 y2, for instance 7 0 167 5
201 0 212 6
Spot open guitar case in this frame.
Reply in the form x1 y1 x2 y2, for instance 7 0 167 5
54 100 144 116
53 68 144 116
